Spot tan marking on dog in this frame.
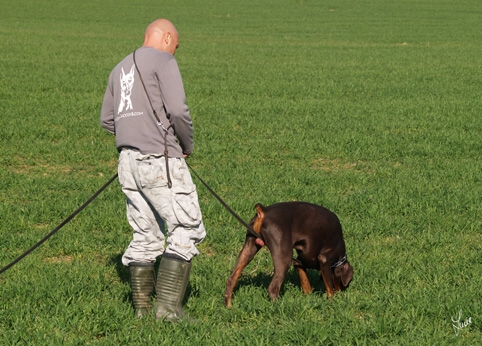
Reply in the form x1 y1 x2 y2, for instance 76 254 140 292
253 204 264 234
293 260 312 294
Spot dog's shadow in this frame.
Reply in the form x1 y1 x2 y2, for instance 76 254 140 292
234 267 327 298
110 254 197 307
111 253 325 306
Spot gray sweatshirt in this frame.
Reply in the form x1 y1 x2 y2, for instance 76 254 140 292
100 47 193 157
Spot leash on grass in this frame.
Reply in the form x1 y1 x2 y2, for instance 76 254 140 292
0 173 119 275
186 162 261 240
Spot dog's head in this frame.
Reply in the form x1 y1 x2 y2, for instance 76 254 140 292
333 261 354 290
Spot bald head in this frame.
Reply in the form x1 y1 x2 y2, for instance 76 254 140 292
143 19 179 55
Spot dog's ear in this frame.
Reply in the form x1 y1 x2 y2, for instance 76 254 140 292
339 262 354 287
335 262 353 287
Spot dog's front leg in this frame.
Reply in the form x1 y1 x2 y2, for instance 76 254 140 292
320 265 335 298
318 254 335 298
224 236 261 308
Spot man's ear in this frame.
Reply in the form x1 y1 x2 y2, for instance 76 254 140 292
165 32 172 45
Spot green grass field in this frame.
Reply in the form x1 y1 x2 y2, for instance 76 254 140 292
1 0 481 344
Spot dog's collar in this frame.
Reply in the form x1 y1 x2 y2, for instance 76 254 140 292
331 254 347 268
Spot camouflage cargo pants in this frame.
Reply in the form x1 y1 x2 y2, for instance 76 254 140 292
118 149 206 265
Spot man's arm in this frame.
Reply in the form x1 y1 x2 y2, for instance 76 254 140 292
100 73 116 135
158 58 194 154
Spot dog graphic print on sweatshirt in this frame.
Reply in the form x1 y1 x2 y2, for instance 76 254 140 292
118 65 135 114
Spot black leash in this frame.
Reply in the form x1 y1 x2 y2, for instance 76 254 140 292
186 162 261 240
0 158 261 275
0 173 118 275
0 161 304 275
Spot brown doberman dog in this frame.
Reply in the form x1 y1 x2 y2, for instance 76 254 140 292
224 202 353 307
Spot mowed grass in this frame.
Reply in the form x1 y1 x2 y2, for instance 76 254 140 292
1 0 481 344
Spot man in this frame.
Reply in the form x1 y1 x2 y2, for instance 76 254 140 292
100 19 206 322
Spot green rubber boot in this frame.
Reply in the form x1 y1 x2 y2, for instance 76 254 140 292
155 255 193 322
129 264 155 318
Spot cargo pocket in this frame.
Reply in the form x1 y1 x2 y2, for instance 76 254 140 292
118 153 135 190
171 185 201 227
136 159 168 188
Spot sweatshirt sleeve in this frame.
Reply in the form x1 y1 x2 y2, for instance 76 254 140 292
100 72 116 135
157 58 194 154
